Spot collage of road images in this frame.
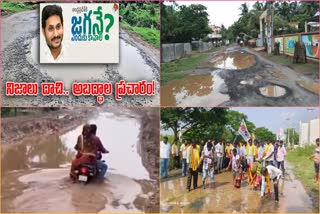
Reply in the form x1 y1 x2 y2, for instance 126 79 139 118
1 0 319 214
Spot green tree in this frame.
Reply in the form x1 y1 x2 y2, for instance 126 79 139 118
300 1 319 17
161 3 211 43
254 127 276 142
161 108 228 141
221 110 255 142
239 3 249 16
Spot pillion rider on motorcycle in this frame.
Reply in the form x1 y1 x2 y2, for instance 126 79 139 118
90 124 109 178
70 124 109 182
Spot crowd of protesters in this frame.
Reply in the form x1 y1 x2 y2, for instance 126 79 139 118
160 136 291 202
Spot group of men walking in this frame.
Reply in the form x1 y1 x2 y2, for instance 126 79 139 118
160 137 288 201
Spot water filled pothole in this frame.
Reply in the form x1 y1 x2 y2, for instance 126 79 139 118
259 85 286 97
240 80 254 85
207 51 256 70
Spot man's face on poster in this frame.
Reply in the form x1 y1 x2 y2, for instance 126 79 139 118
42 15 64 50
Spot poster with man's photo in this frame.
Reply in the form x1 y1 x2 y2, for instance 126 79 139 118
40 3 119 63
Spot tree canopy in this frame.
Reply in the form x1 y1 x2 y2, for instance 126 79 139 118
161 3 212 43
225 1 319 42
161 108 277 143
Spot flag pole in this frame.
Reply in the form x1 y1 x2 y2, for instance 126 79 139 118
232 134 238 144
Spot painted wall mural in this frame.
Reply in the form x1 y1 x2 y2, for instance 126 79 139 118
301 34 319 58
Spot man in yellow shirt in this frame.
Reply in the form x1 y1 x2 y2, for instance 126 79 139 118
172 139 180 169
187 139 200 192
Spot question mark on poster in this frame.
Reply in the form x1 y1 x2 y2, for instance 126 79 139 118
104 14 114 40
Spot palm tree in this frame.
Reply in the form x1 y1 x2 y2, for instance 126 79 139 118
252 2 263 12
300 1 319 17
239 3 249 16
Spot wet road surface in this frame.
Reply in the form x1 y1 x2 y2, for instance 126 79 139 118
161 46 318 107
161 71 229 106
160 164 315 213
1 111 151 212
2 10 159 106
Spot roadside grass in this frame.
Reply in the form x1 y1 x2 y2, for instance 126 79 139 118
1 2 36 14
121 21 159 49
161 47 221 86
286 145 319 210
262 53 318 74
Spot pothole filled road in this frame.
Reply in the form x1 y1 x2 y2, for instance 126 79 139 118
161 46 318 107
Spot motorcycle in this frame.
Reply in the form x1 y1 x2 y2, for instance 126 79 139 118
74 152 106 184
75 163 97 183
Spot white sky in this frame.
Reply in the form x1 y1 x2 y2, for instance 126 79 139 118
164 1 255 28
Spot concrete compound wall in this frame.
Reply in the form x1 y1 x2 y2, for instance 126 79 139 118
161 43 192 63
198 41 213 52
162 41 212 62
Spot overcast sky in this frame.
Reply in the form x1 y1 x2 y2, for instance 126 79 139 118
161 107 319 135
164 1 256 28
232 107 319 133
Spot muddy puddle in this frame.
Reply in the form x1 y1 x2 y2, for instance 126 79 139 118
29 37 154 89
207 51 256 70
161 71 229 106
1 111 150 212
161 166 314 213
259 85 287 98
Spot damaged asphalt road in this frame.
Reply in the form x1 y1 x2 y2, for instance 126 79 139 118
1 10 160 107
161 46 318 107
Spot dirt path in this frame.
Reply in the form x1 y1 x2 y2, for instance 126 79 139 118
1 10 159 106
161 45 318 106
1 108 159 212
160 162 316 213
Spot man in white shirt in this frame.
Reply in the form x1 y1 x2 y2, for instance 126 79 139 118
215 140 223 173
160 136 171 179
263 141 275 166
261 165 282 202
246 139 256 165
180 139 189 176
41 5 65 63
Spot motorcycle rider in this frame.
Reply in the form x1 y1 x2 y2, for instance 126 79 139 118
90 124 109 179
70 124 97 182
